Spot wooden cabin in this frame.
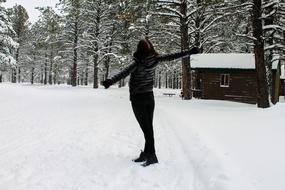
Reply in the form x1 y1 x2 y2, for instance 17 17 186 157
191 54 281 104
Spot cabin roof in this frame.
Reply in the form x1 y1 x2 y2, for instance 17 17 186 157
191 53 279 70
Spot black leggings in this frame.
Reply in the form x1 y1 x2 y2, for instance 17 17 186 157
131 97 155 154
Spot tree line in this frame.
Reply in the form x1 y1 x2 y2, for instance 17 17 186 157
0 0 284 108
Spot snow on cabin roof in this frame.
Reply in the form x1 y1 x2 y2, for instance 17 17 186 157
191 53 279 70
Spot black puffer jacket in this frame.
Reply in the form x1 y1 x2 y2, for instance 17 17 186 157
110 48 198 96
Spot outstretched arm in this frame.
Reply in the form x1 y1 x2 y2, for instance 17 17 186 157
110 60 137 84
102 59 138 88
157 47 199 62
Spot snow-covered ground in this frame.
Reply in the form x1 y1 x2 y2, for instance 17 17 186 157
0 83 284 190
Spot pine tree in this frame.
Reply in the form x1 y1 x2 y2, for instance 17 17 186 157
263 0 285 102
252 0 270 108
81 0 116 88
36 7 62 85
59 0 83 87
7 4 29 83
0 0 18 82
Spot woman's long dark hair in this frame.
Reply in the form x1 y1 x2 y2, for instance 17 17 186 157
133 38 159 61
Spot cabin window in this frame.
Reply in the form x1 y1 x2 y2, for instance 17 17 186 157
220 74 230 87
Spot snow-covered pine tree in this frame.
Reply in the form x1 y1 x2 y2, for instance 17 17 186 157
126 0 159 41
154 0 193 99
252 0 270 108
101 1 130 82
263 0 285 102
20 24 39 84
81 0 120 89
263 0 285 55
36 7 62 85
19 19 47 84
222 0 254 53
0 0 18 83
187 0 230 53
7 4 29 83
59 0 83 87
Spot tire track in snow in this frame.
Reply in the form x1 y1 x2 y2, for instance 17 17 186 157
157 104 258 190
155 107 207 190
158 105 233 190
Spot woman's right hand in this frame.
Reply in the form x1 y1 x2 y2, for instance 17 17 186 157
102 79 112 89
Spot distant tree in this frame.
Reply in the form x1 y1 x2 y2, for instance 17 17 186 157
7 4 29 83
81 0 118 88
59 0 83 87
17 7 62 85
36 7 62 85
0 1 18 83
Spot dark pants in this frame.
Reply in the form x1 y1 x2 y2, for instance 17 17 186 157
131 92 155 154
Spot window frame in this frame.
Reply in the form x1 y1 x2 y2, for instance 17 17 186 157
220 74 230 87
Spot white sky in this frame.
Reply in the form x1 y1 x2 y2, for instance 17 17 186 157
3 0 59 23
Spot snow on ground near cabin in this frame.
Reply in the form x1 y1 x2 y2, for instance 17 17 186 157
0 83 284 190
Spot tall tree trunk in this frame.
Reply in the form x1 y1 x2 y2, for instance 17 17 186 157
179 73 182 89
17 48 20 83
71 20 79 87
264 0 275 103
31 67 34 85
154 71 157 88
49 63 53 85
104 56 110 80
169 73 173 89
40 66 44 84
158 70 161 89
44 53 48 85
180 0 192 99
80 71 84 85
67 69 72 85
11 68 17 83
252 0 270 108
93 6 101 89
104 39 113 80
0 72 2 83
18 67 21 83
93 53 99 89
119 79 125 88
175 71 179 89
12 48 19 83
53 64 57 85
173 71 176 89
49 49 54 85
84 62 89 86
165 71 168 88
31 54 35 85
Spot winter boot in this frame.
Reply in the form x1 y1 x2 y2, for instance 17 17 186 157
141 153 158 167
132 151 147 162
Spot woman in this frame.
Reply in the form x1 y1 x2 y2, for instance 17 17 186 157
102 38 198 167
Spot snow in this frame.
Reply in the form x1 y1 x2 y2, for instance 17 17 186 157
263 24 283 31
191 53 280 70
0 83 284 190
